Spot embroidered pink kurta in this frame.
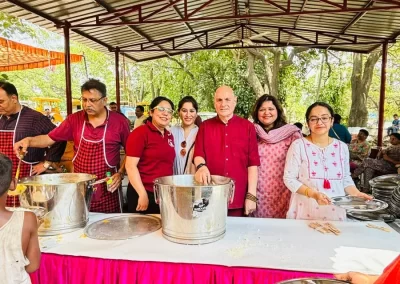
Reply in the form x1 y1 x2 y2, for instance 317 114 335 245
283 138 355 221
253 124 302 218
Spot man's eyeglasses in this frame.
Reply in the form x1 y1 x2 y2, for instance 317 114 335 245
180 141 186 156
80 96 105 104
308 116 332 124
152 106 174 115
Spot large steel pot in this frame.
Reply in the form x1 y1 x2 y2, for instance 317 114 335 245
18 173 96 236
154 175 234 245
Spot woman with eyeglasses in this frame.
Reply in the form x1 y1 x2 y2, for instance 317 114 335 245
125 96 176 214
283 102 371 221
170 96 199 175
251 95 302 218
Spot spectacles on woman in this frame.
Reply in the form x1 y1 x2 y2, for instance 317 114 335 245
153 106 174 115
308 116 332 124
180 141 186 156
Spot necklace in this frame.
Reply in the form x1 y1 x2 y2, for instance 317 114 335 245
309 134 330 149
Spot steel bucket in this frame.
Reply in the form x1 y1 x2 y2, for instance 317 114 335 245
154 175 234 245
18 173 96 236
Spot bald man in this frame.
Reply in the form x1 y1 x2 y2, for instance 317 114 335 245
194 86 260 216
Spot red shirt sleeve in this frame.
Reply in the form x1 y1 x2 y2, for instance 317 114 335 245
126 126 147 158
247 123 260 167
48 116 74 142
120 119 130 149
193 123 206 160
375 255 400 284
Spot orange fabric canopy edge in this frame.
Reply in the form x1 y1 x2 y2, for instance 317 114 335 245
0 37 83 72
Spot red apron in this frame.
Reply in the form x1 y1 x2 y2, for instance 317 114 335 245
0 108 38 207
72 118 121 213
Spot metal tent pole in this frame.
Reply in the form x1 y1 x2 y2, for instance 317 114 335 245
377 42 388 147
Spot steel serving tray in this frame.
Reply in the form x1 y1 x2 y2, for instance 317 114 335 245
84 214 161 240
347 211 396 222
331 196 388 212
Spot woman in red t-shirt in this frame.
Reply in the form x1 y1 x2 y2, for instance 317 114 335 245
335 255 400 283
125 96 176 214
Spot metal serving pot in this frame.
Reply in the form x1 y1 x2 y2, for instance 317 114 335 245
154 175 234 245
18 173 96 236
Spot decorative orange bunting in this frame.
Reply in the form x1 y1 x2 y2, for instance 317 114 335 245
0 37 83 72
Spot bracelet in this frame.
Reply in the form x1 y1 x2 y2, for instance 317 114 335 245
305 187 310 198
196 163 206 171
246 192 258 202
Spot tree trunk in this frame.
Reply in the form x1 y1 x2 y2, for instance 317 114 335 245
348 52 381 127
269 48 281 97
245 50 265 97
139 82 144 102
150 68 156 99
245 47 306 98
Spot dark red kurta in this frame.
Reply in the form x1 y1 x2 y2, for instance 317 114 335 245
194 115 260 209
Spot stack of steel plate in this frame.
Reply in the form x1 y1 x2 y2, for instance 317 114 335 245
369 174 400 204
389 185 400 218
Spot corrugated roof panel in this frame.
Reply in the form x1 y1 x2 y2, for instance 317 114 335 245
1 0 400 61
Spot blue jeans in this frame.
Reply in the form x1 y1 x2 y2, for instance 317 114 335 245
388 126 399 135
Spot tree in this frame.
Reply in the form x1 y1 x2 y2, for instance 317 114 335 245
0 12 34 38
348 52 381 127
244 47 311 98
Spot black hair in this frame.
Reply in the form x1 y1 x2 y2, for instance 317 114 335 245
81 79 107 97
252 94 287 131
178 96 198 112
0 82 19 97
390 133 400 140
305 102 334 121
136 105 144 112
109 102 117 106
394 114 398 117
294 122 303 130
0 154 13 197
333 114 342 124
359 129 369 137
146 96 175 123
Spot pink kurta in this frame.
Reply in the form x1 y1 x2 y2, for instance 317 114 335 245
253 124 302 218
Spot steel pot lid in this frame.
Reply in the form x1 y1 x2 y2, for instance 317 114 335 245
19 173 96 185
84 214 161 240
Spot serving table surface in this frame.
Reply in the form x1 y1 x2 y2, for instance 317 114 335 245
30 214 400 283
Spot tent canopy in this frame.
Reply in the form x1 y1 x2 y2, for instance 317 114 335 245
0 36 83 72
1 0 400 62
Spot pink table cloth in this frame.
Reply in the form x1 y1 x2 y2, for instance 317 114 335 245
30 253 333 284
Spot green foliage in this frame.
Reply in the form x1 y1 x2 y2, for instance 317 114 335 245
130 50 256 118
1 10 399 125
0 73 8 82
0 11 35 38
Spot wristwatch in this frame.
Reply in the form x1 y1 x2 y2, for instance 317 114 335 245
43 161 51 169
196 163 206 171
